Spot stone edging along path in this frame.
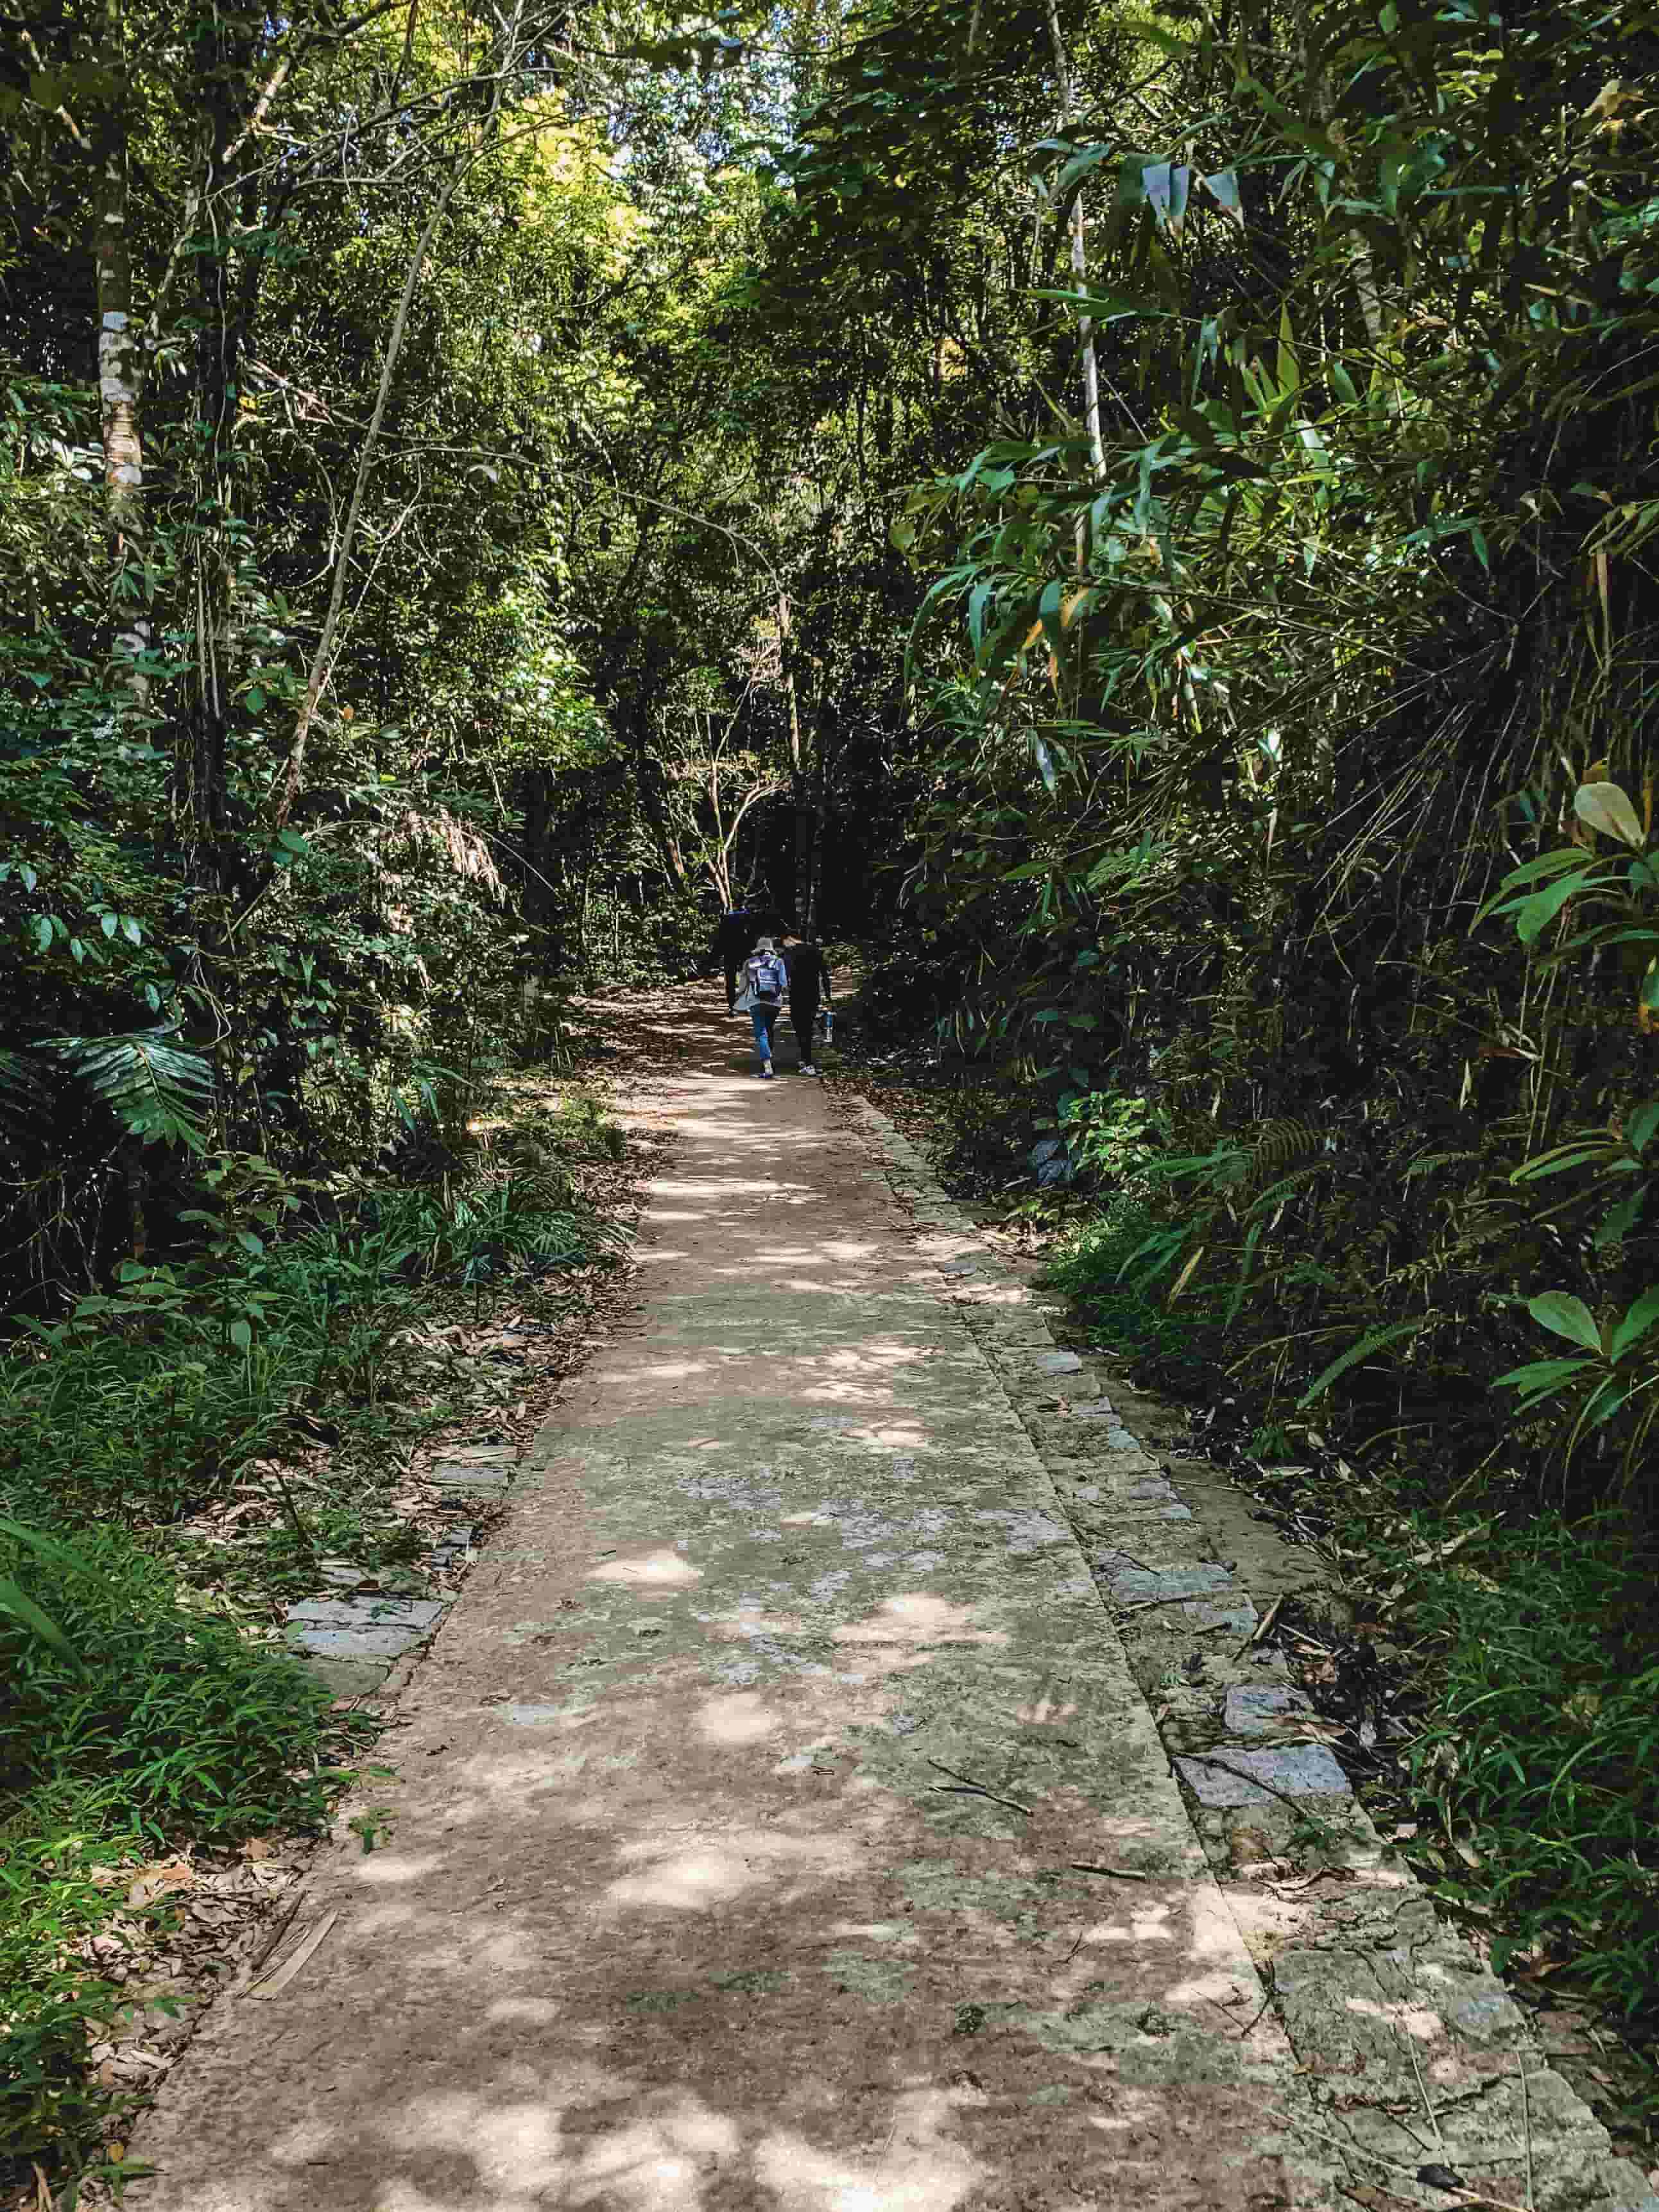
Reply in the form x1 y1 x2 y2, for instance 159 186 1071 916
843 1094 1656 2212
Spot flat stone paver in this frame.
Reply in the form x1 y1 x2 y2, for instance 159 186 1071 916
135 1000 1341 2212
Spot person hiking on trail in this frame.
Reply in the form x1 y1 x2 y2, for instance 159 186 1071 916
738 936 788 1079
705 900 760 1013
780 930 833 1077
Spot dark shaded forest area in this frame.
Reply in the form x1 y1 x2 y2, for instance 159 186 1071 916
3 0 1657 2184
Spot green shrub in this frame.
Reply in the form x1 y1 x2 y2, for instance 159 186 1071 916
1056 1088 1166 1184
541 1086 626 1162
0 1136 615 2173
859 950 970 1042
1393 1514 1659 2030
0 1524 340 1836
0 1154 612 1526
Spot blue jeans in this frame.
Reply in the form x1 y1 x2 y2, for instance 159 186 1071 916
750 1002 779 1059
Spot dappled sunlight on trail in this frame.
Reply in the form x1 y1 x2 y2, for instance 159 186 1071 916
134 989 1303 2212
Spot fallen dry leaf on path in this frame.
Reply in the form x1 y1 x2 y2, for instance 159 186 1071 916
128 1858 194 1908
247 1908 339 1999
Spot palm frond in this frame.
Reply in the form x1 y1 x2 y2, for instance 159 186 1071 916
44 1028 216 1152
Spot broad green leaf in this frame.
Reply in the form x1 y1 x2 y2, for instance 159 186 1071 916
1626 1102 1659 1154
1028 287 1167 324
1608 1287 1659 1361
0 1576 82 1672
1494 1355 1595 1396
1511 1141 1608 1183
1165 166 1191 237
1574 780 1646 848
1526 1292 1603 1354
1515 872 1596 943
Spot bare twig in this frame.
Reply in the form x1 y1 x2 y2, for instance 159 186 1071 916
1242 1591 1285 1652
1404 2029 1445 2152
1277 2113 1529 2212
925 1758 1033 1816
1181 1753 1333 1817
1068 1862 1153 1882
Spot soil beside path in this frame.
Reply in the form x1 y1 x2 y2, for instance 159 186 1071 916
135 987 1333 2212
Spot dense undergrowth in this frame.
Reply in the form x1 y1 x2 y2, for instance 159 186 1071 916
1048 1191 1659 2044
0 1081 629 2188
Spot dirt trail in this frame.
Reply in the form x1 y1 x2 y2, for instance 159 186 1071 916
136 990 1336 2212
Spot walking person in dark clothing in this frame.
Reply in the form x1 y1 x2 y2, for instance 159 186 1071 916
780 930 832 1076
705 900 760 1013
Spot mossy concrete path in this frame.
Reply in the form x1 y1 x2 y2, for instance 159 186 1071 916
133 997 1490 2211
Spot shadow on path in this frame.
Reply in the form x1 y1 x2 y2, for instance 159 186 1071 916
134 986 1318 2212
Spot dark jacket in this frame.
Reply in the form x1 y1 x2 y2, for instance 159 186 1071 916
783 942 832 1003
710 909 760 967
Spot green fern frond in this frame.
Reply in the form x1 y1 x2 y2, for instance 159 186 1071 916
0 1049 53 1141
1244 1162 1330 1219
1296 1317 1434 1409
45 1028 215 1151
1248 1119 1327 1176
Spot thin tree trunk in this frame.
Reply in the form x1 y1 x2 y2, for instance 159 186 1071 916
185 23 246 874
778 590 809 919
802 717 832 939
1042 0 1105 483
272 162 467 825
94 0 148 675
273 0 528 825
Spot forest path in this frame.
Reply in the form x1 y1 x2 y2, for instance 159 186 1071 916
135 985 1328 2212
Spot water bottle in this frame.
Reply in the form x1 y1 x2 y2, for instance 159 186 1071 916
820 1007 834 1044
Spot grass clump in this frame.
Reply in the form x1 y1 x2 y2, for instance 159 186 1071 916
0 1523 343 1836
0 1815 133 2177
1382 1512 1659 2036
1043 1195 1217 1385
0 1522 366 2168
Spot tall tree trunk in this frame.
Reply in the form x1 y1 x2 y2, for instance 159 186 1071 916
1042 0 1105 484
801 710 832 939
94 0 147 677
185 23 243 880
778 590 811 920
